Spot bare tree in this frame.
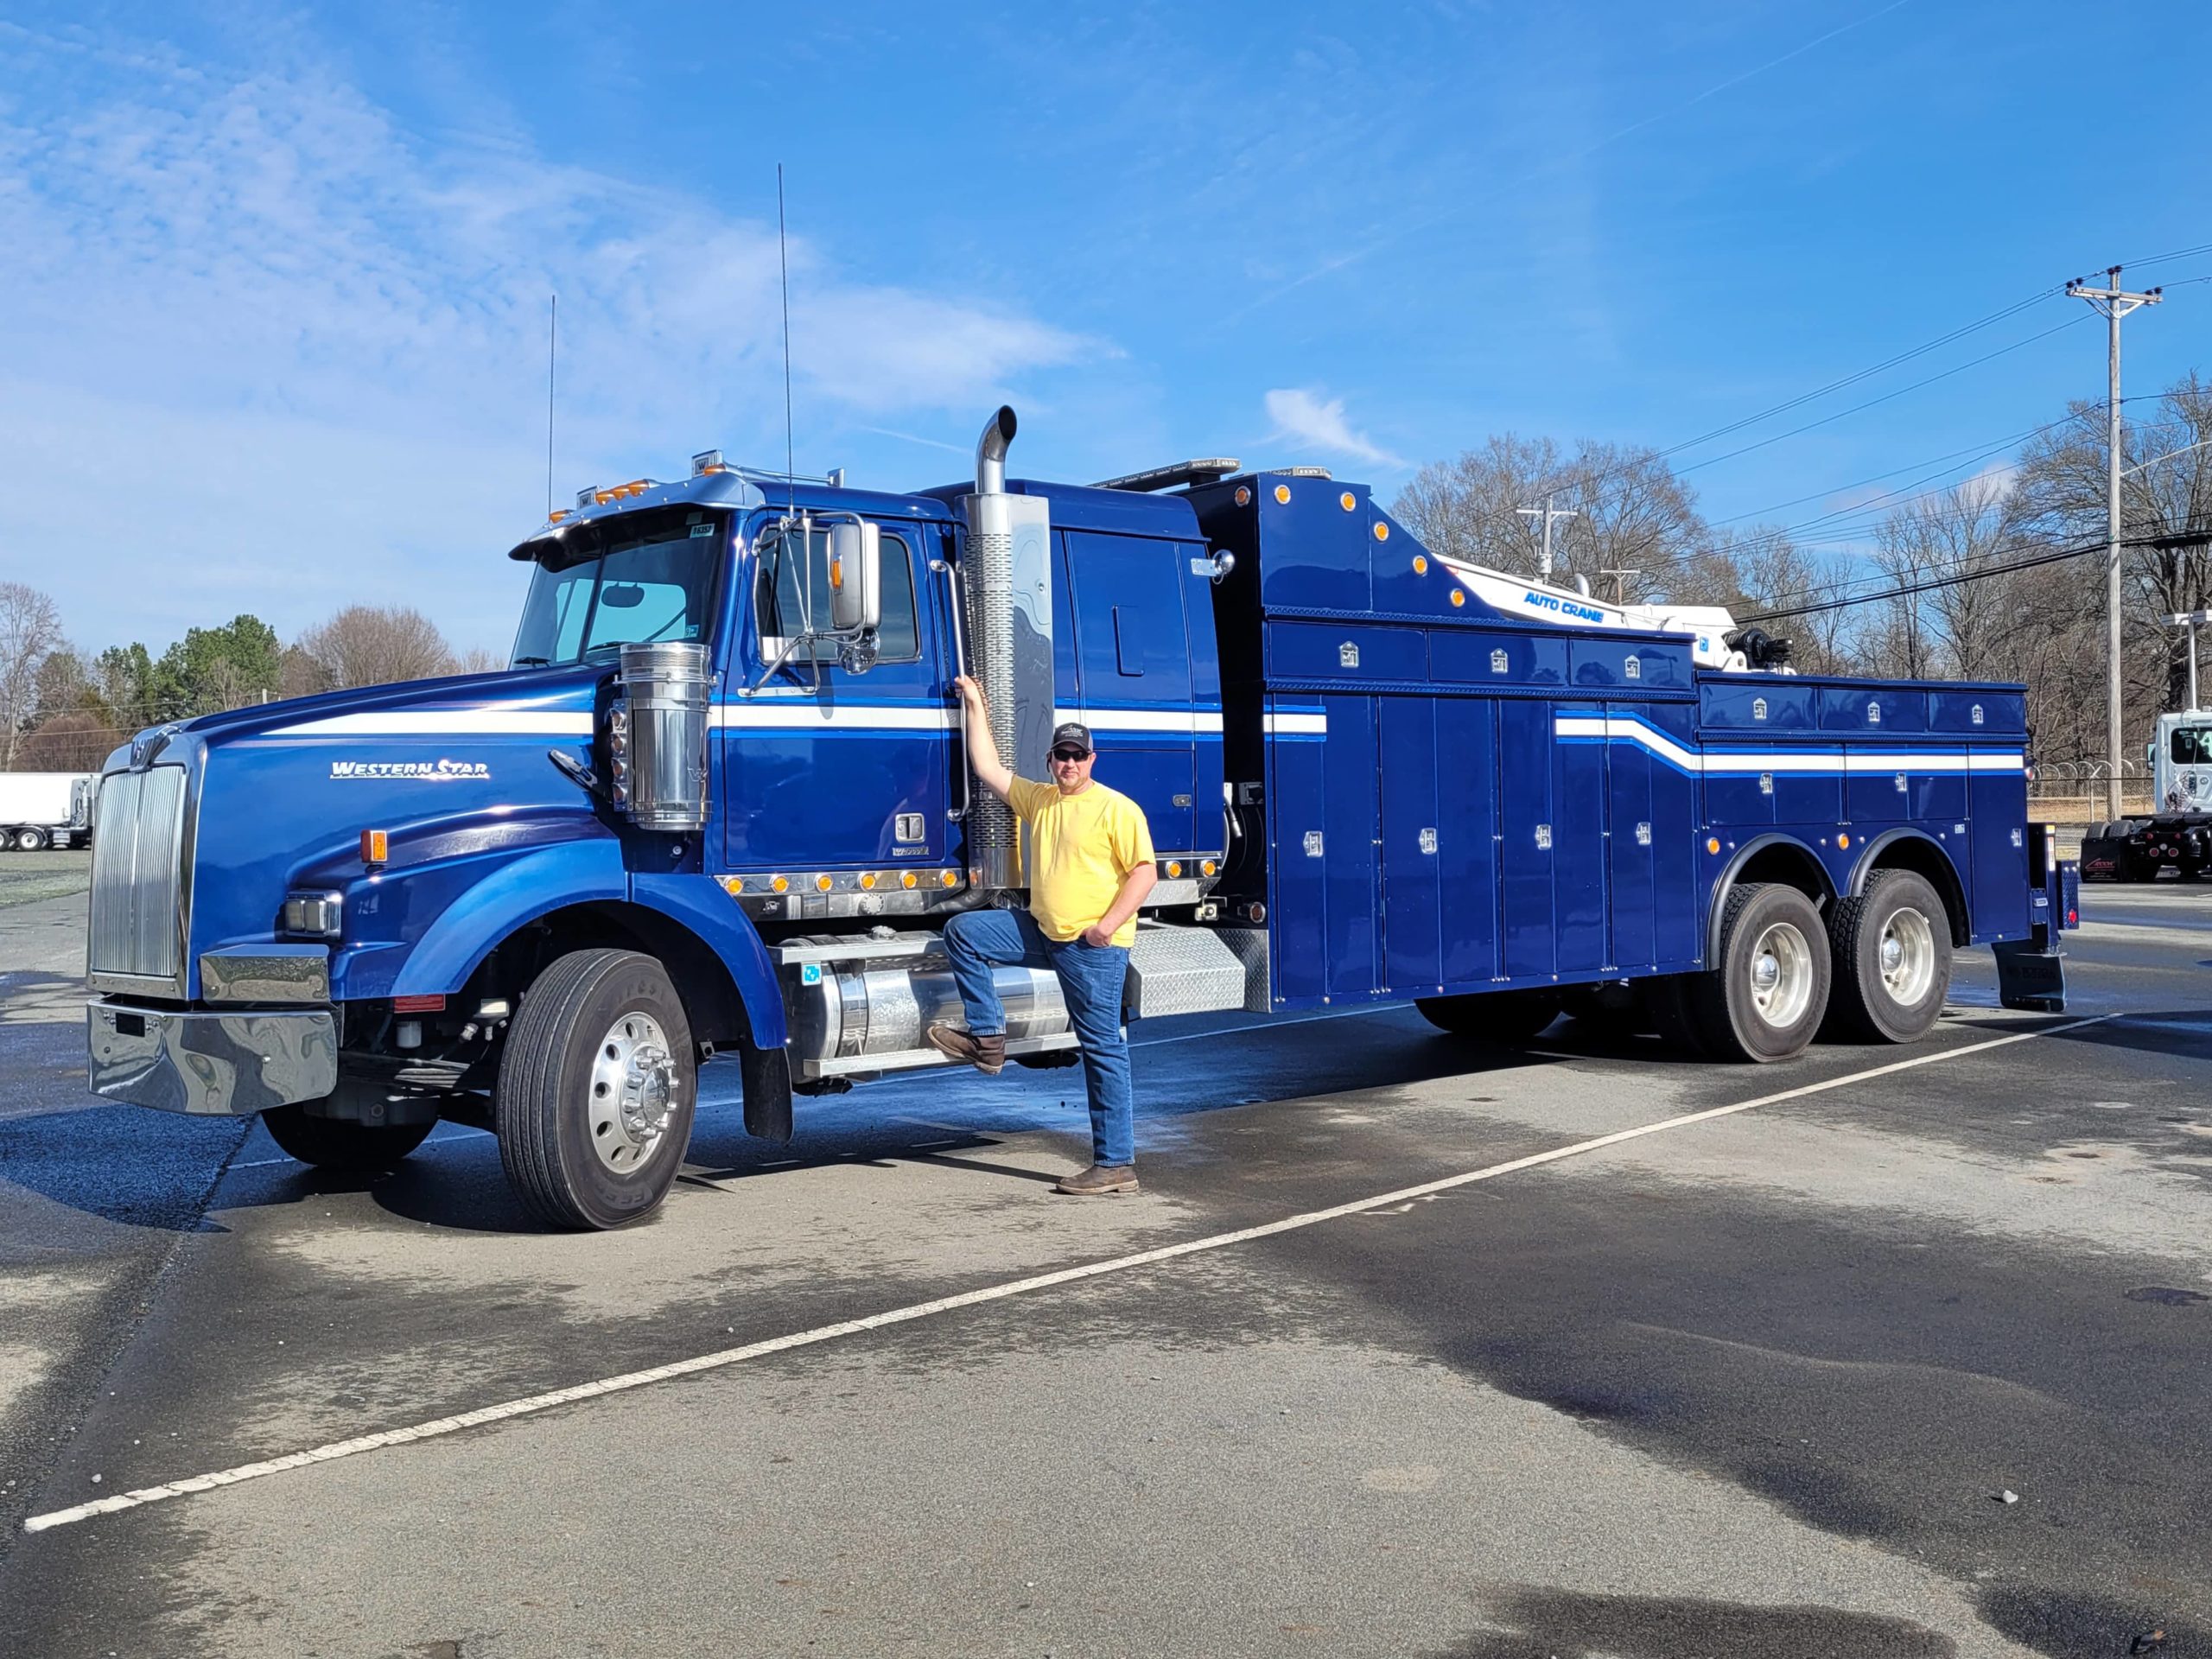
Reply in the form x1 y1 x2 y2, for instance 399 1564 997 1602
295 607 459 690
17 712 117 772
1870 475 2020 682
2014 374 2212 725
454 645 505 676
1393 435 1708 598
1704 527 1867 676
0 582 62 769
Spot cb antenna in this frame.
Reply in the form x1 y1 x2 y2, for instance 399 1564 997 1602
777 163 796 521
545 291 557 517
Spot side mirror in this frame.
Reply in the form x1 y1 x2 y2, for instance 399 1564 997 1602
829 521 881 632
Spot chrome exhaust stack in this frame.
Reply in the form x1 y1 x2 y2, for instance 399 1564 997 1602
960 406 1053 891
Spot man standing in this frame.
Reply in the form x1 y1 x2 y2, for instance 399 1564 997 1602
928 673 1158 1195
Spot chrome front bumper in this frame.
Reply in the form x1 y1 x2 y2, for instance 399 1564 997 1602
87 1002 337 1116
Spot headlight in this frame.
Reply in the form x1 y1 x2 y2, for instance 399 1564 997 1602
283 892 344 938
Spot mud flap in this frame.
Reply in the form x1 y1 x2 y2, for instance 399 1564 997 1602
1992 939 2066 1013
740 1041 794 1143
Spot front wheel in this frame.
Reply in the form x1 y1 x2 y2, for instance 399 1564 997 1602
1415 987 1561 1045
495 949 696 1230
260 1105 434 1171
1688 884 1831 1062
1823 869 1951 1042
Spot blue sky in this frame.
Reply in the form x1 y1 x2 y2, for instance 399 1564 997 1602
3 0 2209 658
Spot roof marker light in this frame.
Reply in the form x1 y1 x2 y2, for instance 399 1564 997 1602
1273 484 1291 505
1339 492 1357 512
1234 486 1252 506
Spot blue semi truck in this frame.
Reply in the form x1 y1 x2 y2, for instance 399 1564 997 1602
85 407 2078 1228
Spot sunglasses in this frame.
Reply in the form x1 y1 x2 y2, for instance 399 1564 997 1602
1050 747 1091 762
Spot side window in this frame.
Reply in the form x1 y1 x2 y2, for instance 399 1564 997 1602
875 531 920 662
2175 726 2212 765
754 522 920 664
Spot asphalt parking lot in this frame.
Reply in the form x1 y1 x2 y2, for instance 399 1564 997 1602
1 851 2208 1658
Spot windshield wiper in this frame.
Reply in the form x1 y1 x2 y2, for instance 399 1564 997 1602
512 656 550 667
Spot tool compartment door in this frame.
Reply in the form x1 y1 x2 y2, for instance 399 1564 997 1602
1263 694 1380 1002
1433 696 1501 987
1378 696 1441 994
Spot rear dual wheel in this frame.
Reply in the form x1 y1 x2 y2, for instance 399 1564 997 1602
1822 869 1950 1044
1688 884 1831 1063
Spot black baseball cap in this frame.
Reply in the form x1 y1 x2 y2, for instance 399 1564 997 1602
1050 721 1093 755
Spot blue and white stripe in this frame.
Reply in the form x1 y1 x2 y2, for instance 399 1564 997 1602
1554 712 2023 775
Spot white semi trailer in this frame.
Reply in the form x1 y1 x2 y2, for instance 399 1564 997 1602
0 772 95 851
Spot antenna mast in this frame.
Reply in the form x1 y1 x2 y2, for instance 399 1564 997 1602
546 292 557 517
778 164 796 518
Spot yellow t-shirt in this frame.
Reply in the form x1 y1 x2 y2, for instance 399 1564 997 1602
1006 778 1156 946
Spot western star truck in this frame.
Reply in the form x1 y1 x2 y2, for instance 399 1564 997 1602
0 772 94 851
85 408 2079 1229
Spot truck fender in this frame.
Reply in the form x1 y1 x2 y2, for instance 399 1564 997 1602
1844 828 1970 946
385 838 630 997
1703 832 1836 963
626 872 789 1053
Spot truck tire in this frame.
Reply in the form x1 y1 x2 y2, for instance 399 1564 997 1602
1821 868 1951 1043
495 949 696 1230
15 827 46 852
1688 884 1830 1063
260 1105 434 1171
1415 987 1561 1044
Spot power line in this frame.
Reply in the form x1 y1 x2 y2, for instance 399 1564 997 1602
1739 533 2117 622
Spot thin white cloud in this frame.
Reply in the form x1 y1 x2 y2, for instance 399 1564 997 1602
0 31 1106 654
1263 387 1406 470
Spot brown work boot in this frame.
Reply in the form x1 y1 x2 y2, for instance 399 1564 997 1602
1053 1163 1140 1196
926 1023 1006 1075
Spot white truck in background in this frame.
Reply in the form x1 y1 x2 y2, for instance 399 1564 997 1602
0 772 95 851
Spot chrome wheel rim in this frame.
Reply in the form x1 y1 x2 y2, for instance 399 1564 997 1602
1878 906 1936 1006
1747 921 1815 1029
587 1009 677 1173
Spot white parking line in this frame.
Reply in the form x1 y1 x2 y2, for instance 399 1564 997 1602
1133 1005 1395 1047
23 1012 2109 1535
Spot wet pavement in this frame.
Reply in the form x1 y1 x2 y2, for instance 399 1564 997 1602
0 880 2207 1657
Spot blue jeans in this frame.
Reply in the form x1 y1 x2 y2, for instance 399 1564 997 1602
940 906 1135 1167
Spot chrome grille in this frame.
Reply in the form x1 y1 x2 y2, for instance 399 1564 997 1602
88 766 188 983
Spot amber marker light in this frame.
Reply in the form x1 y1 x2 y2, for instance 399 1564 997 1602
1373 521 1389 541
718 875 743 896
1707 837 1723 855
1273 484 1291 504
940 869 959 888
770 875 790 893
1413 555 1428 575
815 874 834 892
858 872 877 890
361 829 388 867
1201 859 1217 876
1837 833 1851 849
1166 860 1183 878
1340 492 1357 512
1449 589 1466 607
901 872 918 889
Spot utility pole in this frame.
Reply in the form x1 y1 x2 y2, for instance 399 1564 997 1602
1516 495 1578 581
1599 567 1641 606
2068 265 2162 818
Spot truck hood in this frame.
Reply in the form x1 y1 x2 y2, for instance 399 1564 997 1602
95 664 626 1001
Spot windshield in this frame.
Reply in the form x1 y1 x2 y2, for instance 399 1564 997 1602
511 510 724 667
